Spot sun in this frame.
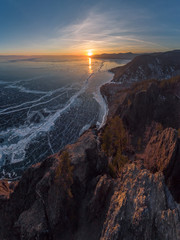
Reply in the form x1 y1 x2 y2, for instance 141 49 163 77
87 50 93 56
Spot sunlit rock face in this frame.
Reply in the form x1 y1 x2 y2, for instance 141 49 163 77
100 163 180 240
143 128 180 203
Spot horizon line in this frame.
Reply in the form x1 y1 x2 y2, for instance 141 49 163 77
0 49 179 57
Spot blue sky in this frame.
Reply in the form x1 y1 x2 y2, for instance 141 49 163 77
0 0 180 54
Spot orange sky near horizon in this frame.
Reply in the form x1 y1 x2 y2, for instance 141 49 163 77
0 48 167 56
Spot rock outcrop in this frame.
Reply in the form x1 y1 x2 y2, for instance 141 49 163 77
101 77 180 140
142 128 180 203
143 128 178 174
100 163 180 240
0 129 108 240
0 127 180 240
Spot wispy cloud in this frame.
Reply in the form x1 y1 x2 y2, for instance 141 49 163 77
33 9 169 54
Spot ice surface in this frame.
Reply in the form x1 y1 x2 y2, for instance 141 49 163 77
0 57 127 179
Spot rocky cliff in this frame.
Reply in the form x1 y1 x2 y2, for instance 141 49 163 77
111 50 180 82
0 51 180 240
0 127 180 240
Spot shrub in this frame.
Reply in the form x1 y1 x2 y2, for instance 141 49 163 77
128 99 132 107
155 122 163 132
112 149 128 172
55 151 74 198
178 128 180 138
159 75 180 89
102 116 128 156
101 116 129 177
108 162 117 178
137 137 142 151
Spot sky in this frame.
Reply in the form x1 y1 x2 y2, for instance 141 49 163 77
0 0 180 55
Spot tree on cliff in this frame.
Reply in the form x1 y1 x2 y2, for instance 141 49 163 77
55 151 74 198
101 116 128 176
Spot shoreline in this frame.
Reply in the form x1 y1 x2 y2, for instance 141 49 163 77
0 60 124 180
94 71 114 129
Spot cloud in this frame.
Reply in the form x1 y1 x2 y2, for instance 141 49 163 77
32 9 169 54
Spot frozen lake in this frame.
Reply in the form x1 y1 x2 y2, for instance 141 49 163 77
0 55 129 179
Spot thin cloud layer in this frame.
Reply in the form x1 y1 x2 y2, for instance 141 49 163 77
1 0 179 54
44 10 168 54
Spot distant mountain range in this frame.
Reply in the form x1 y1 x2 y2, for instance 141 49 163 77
93 52 139 59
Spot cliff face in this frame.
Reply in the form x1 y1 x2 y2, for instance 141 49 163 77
101 163 180 240
101 77 180 143
0 130 110 240
142 128 180 203
0 127 180 240
111 50 180 83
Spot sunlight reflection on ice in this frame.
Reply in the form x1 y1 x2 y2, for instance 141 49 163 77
88 57 92 73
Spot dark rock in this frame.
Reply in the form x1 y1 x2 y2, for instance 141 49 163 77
0 129 108 240
0 127 179 240
101 78 180 145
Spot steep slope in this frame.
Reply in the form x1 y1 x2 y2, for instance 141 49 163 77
111 50 180 82
0 129 109 240
0 126 180 240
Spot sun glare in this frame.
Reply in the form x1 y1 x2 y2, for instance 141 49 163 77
87 50 93 56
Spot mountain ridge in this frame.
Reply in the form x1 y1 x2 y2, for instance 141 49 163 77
111 50 180 82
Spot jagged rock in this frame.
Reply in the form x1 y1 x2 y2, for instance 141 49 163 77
73 174 115 240
100 163 180 240
0 127 180 240
143 128 180 202
64 128 107 185
0 158 57 240
87 174 114 222
143 128 178 174
0 129 108 240
14 201 48 240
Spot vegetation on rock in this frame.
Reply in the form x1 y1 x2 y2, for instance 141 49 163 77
55 151 74 198
101 116 129 177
